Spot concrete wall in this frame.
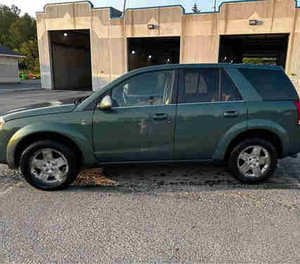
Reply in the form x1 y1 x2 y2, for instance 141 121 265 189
36 0 300 92
0 56 20 83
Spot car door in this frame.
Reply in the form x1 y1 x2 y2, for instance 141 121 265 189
175 67 247 160
93 70 177 162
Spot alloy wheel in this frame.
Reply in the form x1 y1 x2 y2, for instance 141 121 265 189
29 148 69 184
237 145 271 178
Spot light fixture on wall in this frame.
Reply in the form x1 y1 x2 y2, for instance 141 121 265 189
63 32 68 37
147 24 156 30
249 19 258 26
131 50 136 55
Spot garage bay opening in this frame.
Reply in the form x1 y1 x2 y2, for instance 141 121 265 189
219 34 289 69
128 37 180 71
49 30 92 91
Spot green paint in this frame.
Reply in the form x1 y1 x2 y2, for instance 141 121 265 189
0 63 299 169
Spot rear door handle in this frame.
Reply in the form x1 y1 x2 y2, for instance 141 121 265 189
152 113 169 120
223 110 239 118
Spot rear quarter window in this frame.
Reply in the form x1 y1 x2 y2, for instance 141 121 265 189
239 68 299 101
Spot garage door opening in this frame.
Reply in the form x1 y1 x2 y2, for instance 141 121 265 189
49 30 92 91
219 34 289 69
128 37 180 71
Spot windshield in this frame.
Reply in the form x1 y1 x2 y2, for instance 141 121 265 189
74 94 93 105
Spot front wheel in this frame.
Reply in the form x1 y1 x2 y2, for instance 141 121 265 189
228 138 277 184
20 140 80 191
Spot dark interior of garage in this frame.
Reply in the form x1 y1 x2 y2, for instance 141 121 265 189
49 30 92 91
218 34 289 69
128 37 180 71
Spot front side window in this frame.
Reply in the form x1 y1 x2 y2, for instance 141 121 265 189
179 68 242 104
111 70 175 107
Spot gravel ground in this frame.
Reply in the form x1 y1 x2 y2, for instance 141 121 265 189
1 89 300 263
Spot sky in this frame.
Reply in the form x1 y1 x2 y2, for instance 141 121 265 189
0 0 299 17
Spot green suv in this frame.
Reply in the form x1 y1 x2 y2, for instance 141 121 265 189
0 64 300 190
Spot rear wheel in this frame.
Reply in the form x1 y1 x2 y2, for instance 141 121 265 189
228 138 277 184
20 140 80 191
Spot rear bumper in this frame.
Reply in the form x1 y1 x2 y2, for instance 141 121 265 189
286 131 300 158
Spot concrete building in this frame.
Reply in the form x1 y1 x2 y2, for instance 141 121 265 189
0 46 23 83
36 0 300 92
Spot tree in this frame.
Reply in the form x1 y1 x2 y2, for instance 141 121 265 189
11 5 21 16
10 13 36 48
0 5 40 73
0 5 19 48
192 2 200 13
18 38 40 73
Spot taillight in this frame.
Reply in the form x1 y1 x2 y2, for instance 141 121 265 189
294 101 300 125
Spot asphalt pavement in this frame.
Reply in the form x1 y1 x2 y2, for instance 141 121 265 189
0 82 92 114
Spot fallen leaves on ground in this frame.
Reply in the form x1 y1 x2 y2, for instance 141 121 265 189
75 168 117 187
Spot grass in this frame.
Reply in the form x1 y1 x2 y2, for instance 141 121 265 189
19 69 40 80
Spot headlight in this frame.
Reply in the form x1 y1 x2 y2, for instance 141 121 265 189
0 117 5 128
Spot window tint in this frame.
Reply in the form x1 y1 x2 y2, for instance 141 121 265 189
239 68 298 101
221 71 242 102
179 68 242 104
111 71 175 107
180 68 220 103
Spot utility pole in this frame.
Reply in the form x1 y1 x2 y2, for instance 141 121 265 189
213 0 217 12
123 0 127 15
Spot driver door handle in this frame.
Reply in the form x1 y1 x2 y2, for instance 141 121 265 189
152 113 169 120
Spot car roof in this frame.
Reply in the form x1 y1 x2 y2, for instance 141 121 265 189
128 63 283 74
121 63 283 85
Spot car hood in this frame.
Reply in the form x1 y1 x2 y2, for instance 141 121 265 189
2 98 79 121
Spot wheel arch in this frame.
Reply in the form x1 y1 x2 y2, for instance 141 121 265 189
6 122 97 169
13 132 83 168
224 129 283 163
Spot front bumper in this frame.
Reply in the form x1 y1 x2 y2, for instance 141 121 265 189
0 143 8 164
0 129 10 165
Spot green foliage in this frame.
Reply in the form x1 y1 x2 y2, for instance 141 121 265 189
10 13 36 48
18 38 40 73
0 5 19 48
11 5 21 16
243 58 264 65
0 4 39 74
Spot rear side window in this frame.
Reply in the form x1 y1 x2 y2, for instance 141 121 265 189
179 68 242 103
183 68 219 103
221 71 242 102
239 68 298 101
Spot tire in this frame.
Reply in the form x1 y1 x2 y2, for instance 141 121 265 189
20 140 80 191
228 138 277 184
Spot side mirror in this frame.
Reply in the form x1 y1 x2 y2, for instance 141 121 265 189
97 95 112 110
